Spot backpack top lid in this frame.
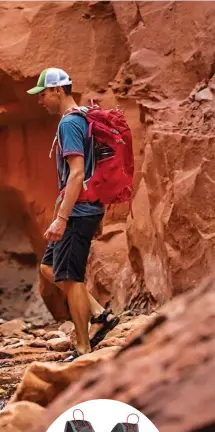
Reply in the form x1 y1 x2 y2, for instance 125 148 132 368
111 414 139 432
64 409 95 432
65 420 94 432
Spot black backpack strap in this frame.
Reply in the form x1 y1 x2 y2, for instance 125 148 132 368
64 421 73 432
64 420 85 432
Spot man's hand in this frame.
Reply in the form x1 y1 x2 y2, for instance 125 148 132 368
44 216 67 242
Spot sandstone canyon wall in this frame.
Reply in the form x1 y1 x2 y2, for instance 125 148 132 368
1 1 215 320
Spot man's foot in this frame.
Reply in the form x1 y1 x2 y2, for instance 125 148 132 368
58 349 80 363
90 309 120 349
58 345 91 363
58 349 91 363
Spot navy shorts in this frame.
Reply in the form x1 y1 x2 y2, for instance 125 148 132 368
41 214 103 283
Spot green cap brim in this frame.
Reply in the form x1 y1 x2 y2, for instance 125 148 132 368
27 86 45 95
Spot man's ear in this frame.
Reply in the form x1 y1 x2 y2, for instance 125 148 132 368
57 87 65 97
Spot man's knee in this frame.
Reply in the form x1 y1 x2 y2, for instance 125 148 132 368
60 280 82 295
40 265 68 293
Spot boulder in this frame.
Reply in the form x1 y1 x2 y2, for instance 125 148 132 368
46 337 71 352
43 331 66 341
0 319 26 338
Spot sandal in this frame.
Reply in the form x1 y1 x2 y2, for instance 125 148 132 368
58 349 81 363
90 309 120 349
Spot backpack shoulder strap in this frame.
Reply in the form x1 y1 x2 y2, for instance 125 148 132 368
64 106 88 118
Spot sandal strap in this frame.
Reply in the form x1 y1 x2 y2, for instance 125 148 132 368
58 350 80 363
91 309 113 324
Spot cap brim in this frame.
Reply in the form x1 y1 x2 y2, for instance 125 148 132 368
27 86 45 95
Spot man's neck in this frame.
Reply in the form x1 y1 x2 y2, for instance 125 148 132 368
59 96 79 117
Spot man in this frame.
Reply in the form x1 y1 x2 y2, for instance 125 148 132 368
27 68 119 362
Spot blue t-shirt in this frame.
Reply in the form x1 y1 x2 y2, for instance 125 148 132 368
56 110 104 217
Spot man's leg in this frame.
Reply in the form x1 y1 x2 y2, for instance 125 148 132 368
40 213 118 359
41 264 90 353
40 264 115 342
61 280 91 354
40 264 104 316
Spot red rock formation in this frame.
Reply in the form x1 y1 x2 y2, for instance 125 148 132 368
1 1 215 319
85 223 155 315
1 272 214 432
33 273 215 432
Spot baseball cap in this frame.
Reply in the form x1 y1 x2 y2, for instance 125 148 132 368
27 68 72 95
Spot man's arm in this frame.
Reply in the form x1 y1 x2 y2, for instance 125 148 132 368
57 154 84 220
44 154 84 242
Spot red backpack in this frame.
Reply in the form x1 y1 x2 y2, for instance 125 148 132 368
62 102 134 205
